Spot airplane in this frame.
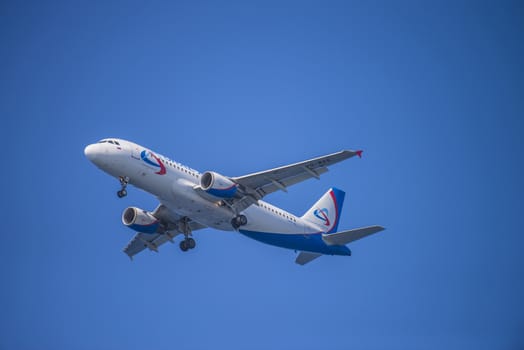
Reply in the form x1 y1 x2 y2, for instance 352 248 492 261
84 138 384 265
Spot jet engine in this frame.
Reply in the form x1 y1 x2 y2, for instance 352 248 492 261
200 171 238 198
122 207 161 234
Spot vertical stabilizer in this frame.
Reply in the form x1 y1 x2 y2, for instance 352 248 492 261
302 188 345 234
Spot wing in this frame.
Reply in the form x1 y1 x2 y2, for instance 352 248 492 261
123 204 206 259
123 231 178 259
233 149 362 199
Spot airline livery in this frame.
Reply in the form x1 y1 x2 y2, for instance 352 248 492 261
84 138 384 265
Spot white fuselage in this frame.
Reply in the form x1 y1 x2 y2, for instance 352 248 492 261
84 138 321 235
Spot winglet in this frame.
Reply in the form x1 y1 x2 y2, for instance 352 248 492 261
355 150 363 158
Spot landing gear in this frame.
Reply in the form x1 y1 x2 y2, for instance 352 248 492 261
231 214 247 229
178 217 196 252
117 176 129 198
179 237 196 252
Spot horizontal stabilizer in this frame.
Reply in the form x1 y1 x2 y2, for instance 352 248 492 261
295 251 322 265
322 225 385 246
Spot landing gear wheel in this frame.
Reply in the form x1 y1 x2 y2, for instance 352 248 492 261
177 217 194 252
117 176 129 198
180 237 196 252
180 240 189 252
238 215 247 226
231 215 248 229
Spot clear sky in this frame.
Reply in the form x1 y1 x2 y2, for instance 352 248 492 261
1 1 523 349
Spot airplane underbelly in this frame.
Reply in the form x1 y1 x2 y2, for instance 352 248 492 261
163 178 235 231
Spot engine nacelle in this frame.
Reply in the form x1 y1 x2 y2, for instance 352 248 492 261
122 207 160 234
200 171 238 198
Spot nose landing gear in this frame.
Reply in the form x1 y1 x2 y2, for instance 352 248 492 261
117 176 129 198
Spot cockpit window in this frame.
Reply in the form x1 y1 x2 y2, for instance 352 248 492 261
98 139 120 145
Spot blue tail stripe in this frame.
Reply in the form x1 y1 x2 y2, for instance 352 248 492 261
328 187 345 234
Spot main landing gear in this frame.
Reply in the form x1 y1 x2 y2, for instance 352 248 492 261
117 176 129 198
179 217 196 252
231 214 247 230
179 237 196 252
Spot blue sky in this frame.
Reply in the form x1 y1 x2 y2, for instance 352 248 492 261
1 1 523 349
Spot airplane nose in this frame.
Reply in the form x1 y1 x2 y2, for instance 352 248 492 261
84 144 97 161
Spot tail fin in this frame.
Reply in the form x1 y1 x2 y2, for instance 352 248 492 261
302 188 345 234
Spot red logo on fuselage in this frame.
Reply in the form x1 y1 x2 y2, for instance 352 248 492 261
140 150 166 175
